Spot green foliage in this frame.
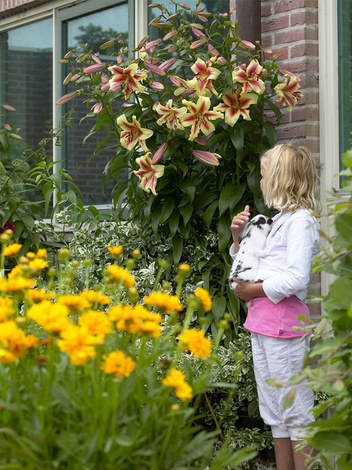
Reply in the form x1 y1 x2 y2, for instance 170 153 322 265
291 148 352 469
0 105 87 255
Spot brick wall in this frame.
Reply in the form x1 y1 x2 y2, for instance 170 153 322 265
0 0 50 17
261 0 319 156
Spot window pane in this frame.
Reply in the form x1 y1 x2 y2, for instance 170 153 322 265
0 19 53 159
63 3 129 206
338 0 352 167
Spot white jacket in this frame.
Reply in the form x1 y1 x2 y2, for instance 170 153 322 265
230 209 320 304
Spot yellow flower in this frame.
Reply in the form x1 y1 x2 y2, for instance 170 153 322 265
57 325 98 366
178 263 191 275
36 249 47 258
0 297 15 321
23 335 38 349
0 320 26 361
178 329 212 359
0 277 36 294
144 292 183 314
8 265 23 279
0 348 16 363
106 265 135 288
194 287 212 312
25 288 55 304
27 301 71 333
25 252 36 260
28 259 49 272
57 294 90 311
79 290 110 306
78 310 112 340
108 304 162 338
3 243 22 257
108 245 123 257
101 350 135 377
161 368 193 401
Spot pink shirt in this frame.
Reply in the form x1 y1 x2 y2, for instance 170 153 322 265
243 296 310 338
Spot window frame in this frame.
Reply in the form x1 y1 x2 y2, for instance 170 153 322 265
0 0 147 211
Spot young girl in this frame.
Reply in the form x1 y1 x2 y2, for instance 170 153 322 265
230 144 320 470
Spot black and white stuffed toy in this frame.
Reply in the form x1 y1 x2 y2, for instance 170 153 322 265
229 214 273 290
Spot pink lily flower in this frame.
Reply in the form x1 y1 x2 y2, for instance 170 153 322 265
232 59 266 95
181 96 224 141
155 99 187 130
192 150 221 166
214 88 258 126
108 63 147 100
274 74 303 111
133 153 165 196
116 114 153 152
187 58 221 96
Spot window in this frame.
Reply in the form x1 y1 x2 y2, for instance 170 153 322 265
56 0 132 206
0 18 53 160
0 0 135 209
337 0 352 167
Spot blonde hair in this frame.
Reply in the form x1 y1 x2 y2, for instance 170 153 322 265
261 144 318 212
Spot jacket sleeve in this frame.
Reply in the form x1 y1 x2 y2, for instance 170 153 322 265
262 215 319 304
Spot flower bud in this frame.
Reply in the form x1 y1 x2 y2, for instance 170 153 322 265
58 248 70 261
131 249 141 259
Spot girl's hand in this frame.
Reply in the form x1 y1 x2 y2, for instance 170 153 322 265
232 278 265 301
230 205 250 249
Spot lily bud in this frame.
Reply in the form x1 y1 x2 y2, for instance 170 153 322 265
190 38 207 50
152 142 168 164
163 30 178 41
192 150 221 166
241 40 256 50
149 81 164 91
144 61 165 76
99 39 116 50
159 57 177 71
84 63 106 74
177 2 191 10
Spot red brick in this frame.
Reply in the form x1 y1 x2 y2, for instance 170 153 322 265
290 42 306 58
291 11 306 26
306 9 318 24
277 123 306 139
262 15 290 32
291 106 307 121
279 57 306 73
304 139 320 153
306 25 318 40
275 27 305 44
305 90 319 105
275 0 305 14
306 123 319 135
271 45 289 60
261 34 274 48
261 2 273 17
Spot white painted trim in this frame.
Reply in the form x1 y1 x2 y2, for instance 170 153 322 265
318 0 340 297
134 0 148 47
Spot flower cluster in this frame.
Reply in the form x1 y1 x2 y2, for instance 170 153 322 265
0 234 214 404
57 3 303 199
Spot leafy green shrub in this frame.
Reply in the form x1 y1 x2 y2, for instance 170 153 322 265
291 148 352 469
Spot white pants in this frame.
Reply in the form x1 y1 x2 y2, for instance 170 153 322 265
251 333 314 440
